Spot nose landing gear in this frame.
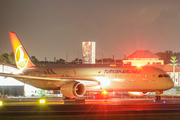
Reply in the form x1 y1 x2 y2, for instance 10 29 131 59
155 91 163 100
155 96 161 100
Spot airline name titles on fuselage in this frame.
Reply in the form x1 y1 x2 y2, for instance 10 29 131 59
104 69 141 74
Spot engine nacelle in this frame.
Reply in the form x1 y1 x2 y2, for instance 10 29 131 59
142 92 148 95
60 81 86 98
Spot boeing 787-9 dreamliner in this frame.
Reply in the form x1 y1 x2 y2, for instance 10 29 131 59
0 32 174 100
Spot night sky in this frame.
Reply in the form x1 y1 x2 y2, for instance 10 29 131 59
0 0 180 61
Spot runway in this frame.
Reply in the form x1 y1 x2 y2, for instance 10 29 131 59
1 98 180 120
1 97 180 104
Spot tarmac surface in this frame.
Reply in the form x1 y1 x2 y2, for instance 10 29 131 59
1 98 180 120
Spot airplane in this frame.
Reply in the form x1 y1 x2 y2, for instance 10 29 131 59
0 32 174 100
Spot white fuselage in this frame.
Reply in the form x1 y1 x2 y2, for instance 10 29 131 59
20 65 174 92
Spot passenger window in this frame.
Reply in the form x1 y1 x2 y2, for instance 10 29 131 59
158 74 163 78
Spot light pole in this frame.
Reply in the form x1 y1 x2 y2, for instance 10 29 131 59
1 87 4 97
2 63 4 97
77 51 79 64
102 51 103 64
66 51 68 64
2 63 4 73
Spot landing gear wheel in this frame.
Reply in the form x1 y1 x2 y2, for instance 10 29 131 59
155 96 161 100
155 96 157 100
63 96 70 100
155 91 162 101
72 98 76 100
158 96 161 100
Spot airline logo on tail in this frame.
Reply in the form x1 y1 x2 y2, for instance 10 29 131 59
15 45 29 70
9 32 34 70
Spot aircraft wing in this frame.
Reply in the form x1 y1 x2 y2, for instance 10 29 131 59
0 73 99 82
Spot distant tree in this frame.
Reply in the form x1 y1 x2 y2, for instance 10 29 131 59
0 52 16 64
155 50 174 64
71 58 82 64
116 59 123 64
8 52 15 64
31 56 39 63
0 59 4 64
38 61 49 64
96 58 115 64
174 52 180 61
0 53 9 64
57 58 66 64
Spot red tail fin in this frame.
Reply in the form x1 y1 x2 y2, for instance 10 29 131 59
9 32 35 70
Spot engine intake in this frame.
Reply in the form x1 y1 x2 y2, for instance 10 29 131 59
61 81 86 98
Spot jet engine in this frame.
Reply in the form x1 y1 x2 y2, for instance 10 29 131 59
61 81 86 98
142 92 148 95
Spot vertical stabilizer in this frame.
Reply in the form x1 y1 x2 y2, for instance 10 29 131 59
9 32 35 70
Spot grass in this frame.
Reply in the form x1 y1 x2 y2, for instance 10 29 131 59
2 102 37 105
1 101 65 106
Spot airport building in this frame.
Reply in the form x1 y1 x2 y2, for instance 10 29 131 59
0 64 40 97
123 50 164 66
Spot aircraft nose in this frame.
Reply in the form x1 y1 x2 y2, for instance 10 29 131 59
167 78 174 89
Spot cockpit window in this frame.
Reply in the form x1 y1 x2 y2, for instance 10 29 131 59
158 74 170 78
158 74 163 78
163 74 170 77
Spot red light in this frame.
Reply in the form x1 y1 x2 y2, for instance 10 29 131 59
109 64 116 67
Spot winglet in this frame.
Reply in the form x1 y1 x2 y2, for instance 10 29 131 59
9 32 35 70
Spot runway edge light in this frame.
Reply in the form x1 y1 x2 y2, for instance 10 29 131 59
0 101 2 106
39 99 46 104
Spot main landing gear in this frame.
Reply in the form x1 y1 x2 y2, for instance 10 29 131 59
63 96 70 100
155 91 163 100
62 96 76 100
